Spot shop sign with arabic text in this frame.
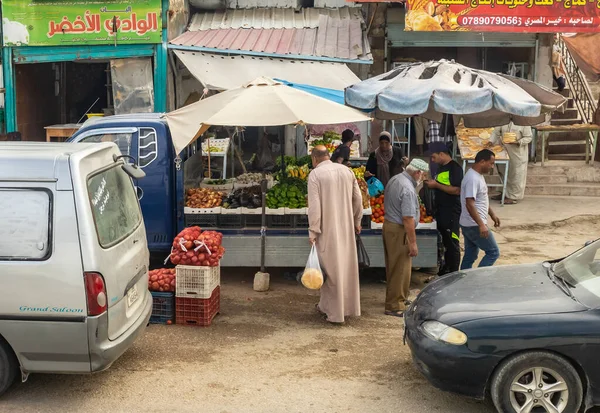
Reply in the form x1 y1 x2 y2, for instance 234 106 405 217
405 0 600 32
1 0 162 46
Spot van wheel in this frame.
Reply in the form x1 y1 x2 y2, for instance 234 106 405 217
0 340 18 397
491 351 583 413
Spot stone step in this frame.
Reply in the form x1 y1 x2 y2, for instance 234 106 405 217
526 174 569 184
528 165 566 175
525 183 600 196
546 154 589 162
553 88 572 98
552 109 580 120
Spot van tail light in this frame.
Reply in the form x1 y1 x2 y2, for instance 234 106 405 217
84 272 107 316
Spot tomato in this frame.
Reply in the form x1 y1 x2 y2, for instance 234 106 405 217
191 256 198 264
186 251 195 258
202 260 210 266
151 282 159 290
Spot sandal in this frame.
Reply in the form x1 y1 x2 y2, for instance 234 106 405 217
504 199 518 205
385 310 405 318
491 194 503 201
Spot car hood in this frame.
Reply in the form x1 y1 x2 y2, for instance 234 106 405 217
410 263 588 325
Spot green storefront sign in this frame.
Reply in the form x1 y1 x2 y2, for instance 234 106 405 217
1 0 162 46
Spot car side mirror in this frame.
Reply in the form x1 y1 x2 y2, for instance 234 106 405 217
122 163 146 180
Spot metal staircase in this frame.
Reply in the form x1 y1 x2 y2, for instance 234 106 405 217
547 36 599 160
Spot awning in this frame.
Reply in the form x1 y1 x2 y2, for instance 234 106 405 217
174 50 361 91
274 79 345 105
169 7 372 64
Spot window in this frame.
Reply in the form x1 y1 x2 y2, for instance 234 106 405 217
0 189 52 260
138 127 158 168
81 133 133 156
87 165 142 248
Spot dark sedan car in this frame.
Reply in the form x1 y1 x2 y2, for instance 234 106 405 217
405 239 600 413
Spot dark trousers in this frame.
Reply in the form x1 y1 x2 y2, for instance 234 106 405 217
553 75 566 92
436 211 461 275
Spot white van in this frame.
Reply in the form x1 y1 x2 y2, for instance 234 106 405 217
0 142 152 396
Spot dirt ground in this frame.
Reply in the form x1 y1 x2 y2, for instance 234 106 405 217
1 214 599 413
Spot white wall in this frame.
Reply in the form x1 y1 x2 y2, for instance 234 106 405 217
535 34 554 89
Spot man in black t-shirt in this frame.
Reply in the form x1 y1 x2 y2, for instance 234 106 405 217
331 129 355 165
424 142 464 275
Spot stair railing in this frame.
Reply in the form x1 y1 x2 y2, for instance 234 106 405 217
558 36 598 153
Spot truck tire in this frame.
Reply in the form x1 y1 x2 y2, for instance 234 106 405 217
491 351 583 413
0 339 18 397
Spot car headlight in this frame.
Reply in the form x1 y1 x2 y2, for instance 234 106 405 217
421 320 468 345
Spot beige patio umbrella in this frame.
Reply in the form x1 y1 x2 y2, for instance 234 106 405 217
164 77 372 155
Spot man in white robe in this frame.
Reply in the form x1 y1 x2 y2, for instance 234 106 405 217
308 146 363 323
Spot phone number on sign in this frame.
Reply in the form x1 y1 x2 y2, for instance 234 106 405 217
458 16 524 26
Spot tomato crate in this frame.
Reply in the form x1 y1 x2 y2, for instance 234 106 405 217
175 286 220 327
266 215 294 228
244 214 263 228
184 214 218 228
176 264 220 298
294 215 309 229
150 292 175 324
361 215 371 229
217 214 245 229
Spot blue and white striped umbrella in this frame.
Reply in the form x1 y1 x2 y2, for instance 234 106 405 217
345 59 567 128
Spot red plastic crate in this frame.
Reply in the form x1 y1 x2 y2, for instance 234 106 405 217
175 286 220 327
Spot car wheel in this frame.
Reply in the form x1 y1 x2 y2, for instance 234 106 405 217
0 339 18 397
491 351 583 413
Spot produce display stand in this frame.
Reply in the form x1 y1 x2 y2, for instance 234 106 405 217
202 137 231 179
455 126 510 206
183 204 438 269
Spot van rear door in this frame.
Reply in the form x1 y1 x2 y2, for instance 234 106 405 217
71 146 150 341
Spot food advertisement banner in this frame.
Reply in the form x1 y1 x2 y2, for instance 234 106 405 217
1 0 162 46
405 0 600 32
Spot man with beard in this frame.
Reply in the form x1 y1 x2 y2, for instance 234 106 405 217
382 158 430 317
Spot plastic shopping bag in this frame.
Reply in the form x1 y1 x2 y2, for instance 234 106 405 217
367 176 384 197
356 235 370 269
301 244 324 290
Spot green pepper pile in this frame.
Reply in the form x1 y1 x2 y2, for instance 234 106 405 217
266 181 307 209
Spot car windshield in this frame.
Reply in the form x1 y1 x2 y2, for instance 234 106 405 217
553 239 600 298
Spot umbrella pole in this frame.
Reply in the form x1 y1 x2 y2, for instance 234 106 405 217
254 175 270 292
207 137 211 178
260 176 267 272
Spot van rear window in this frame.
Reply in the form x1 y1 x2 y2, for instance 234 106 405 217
87 165 142 248
0 189 52 261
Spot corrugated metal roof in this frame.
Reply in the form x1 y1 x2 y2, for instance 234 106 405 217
170 7 371 62
188 7 363 30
